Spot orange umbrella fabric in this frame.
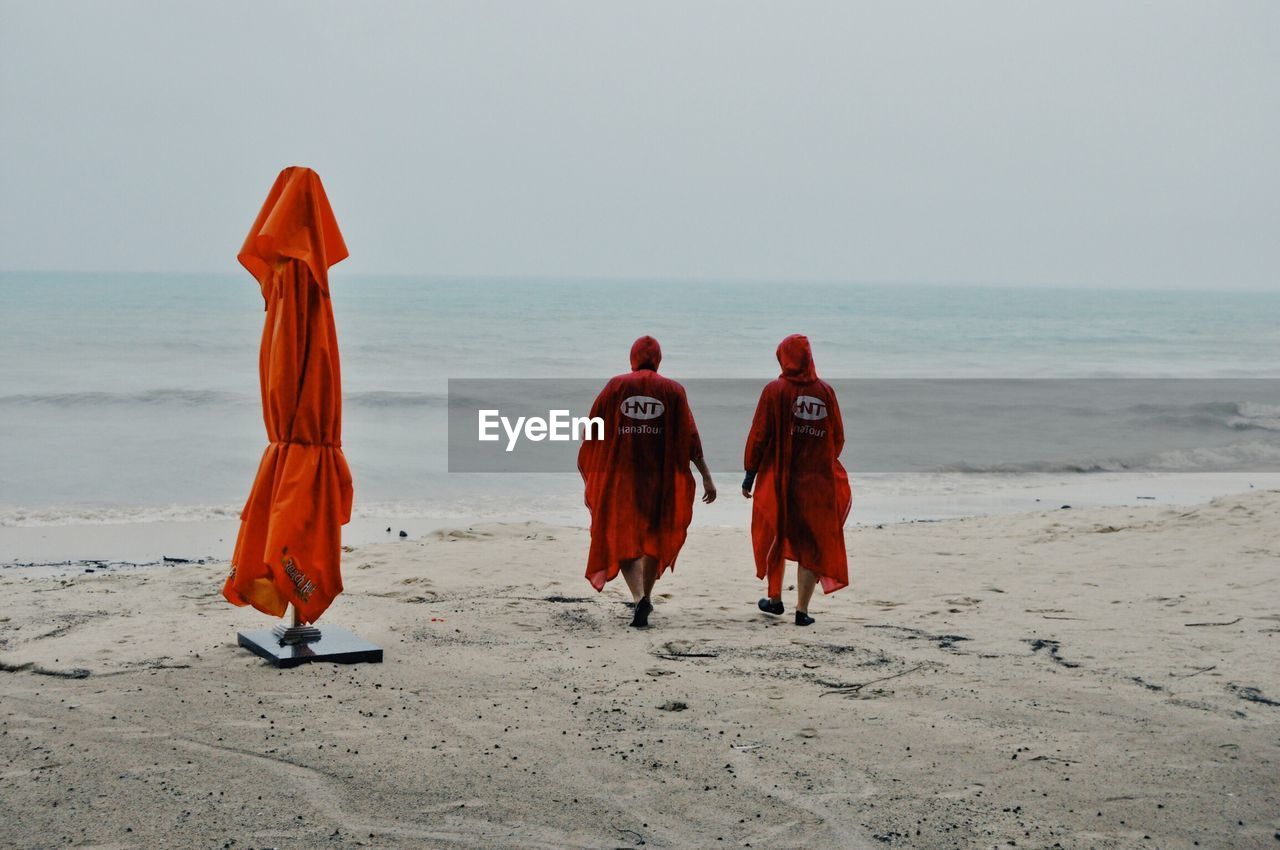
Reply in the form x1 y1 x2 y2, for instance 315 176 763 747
221 166 353 624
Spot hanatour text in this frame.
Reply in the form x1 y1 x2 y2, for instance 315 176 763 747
478 409 604 452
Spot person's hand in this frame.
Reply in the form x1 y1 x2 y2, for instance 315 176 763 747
741 485 752 499
702 476 718 504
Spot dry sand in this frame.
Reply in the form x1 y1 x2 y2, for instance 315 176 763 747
1 491 1278 848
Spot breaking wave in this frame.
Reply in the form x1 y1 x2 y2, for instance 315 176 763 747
940 441 1280 474
0 496 585 528
0 389 446 409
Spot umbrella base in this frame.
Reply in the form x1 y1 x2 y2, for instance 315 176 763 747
237 625 383 668
272 623 322 645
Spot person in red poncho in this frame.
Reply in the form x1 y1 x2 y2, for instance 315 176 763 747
742 335 850 627
578 336 717 627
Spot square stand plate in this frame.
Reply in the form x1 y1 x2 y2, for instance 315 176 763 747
237 625 383 668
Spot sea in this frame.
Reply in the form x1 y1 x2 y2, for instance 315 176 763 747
2 271 1278 563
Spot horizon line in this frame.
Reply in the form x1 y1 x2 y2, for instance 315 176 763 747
0 268 1274 295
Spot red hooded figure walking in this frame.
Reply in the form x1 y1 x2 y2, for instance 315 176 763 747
578 336 717 627
743 335 850 627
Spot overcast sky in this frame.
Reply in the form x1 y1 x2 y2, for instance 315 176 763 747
1 1 1276 288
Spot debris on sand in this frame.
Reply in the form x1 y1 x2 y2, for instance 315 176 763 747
1129 676 1164 692
654 641 718 660
865 624 971 652
0 661 90 679
1227 684 1280 707
1024 638 1081 669
819 664 929 699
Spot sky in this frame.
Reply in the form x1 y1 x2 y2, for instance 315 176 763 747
1 1 1277 289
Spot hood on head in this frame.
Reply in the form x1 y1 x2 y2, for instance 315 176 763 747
630 336 662 371
776 334 817 383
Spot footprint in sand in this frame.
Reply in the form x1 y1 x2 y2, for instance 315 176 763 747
551 607 601 631
435 528 495 541
939 783 986 799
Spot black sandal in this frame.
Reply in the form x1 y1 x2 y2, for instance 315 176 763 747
631 597 653 628
758 598 785 616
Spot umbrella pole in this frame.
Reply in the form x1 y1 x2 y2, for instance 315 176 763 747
272 604 321 645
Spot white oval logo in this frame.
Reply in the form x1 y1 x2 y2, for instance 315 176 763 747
620 395 665 420
793 395 827 421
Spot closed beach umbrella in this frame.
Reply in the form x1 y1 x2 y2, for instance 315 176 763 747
222 166 353 625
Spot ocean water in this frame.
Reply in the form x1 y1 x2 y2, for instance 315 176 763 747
2 271 1279 531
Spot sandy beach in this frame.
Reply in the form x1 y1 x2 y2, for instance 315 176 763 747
2 491 1277 849
5 1 1279 847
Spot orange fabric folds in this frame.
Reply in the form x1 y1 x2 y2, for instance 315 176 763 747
222 167 353 624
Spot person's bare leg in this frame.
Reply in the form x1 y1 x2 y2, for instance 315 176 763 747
795 566 818 626
640 555 659 599
625 555 659 627
620 558 645 604
796 567 817 611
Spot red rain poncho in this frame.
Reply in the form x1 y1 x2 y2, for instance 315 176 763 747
578 337 704 591
745 335 851 597
222 167 353 624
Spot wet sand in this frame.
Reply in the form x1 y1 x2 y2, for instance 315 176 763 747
1 492 1278 848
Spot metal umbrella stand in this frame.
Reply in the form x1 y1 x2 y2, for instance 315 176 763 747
237 605 381 669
